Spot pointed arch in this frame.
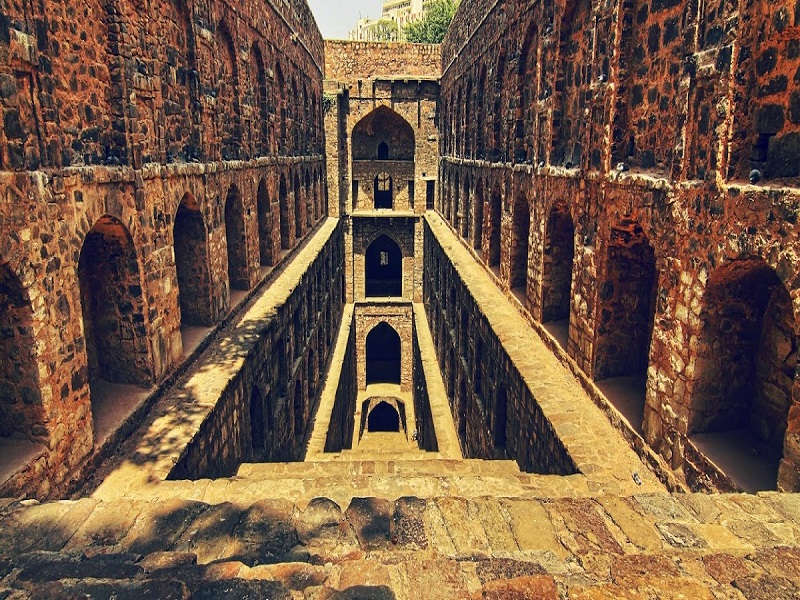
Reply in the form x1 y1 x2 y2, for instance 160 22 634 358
279 173 290 249
224 184 248 290
366 322 401 385
216 19 241 160
352 105 415 161
365 233 402 297
79 215 151 386
0 264 45 440
174 192 213 325
257 178 274 266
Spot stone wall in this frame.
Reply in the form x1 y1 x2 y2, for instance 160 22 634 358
169 221 345 478
324 41 440 83
438 0 800 492
0 0 326 498
424 220 578 476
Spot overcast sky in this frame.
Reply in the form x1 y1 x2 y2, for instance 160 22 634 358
307 0 383 40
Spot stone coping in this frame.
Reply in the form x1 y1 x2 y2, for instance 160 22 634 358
425 213 664 497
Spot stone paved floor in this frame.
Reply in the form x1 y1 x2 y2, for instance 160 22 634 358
0 492 798 598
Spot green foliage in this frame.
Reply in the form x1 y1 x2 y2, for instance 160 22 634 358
404 0 459 44
371 19 400 42
322 93 336 115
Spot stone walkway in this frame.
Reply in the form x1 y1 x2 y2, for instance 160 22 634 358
0 492 797 598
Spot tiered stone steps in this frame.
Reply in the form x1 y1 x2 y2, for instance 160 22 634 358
0 492 798 599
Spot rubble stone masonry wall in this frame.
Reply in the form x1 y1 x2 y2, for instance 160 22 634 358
438 0 800 491
0 0 326 498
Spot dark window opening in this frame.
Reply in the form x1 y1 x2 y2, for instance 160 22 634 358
366 322 401 385
368 401 400 432
374 172 393 209
365 235 402 297
377 141 389 160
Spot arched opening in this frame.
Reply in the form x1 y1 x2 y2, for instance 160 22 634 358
494 385 508 451
78 216 151 390
174 193 212 327
252 43 269 156
304 171 312 228
352 106 415 161
250 386 265 454
492 52 506 161
473 179 484 250
294 172 303 238
516 24 539 163
373 172 393 209
365 234 402 297
216 20 240 161
293 379 304 437
279 174 290 250
224 185 248 291
377 141 389 160
257 178 274 266
594 221 657 435
368 401 400 432
488 185 502 268
690 259 795 492
276 64 287 154
366 322 401 385
0 264 45 442
458 377 468 451
541 201 575 350
510 196 530 301
461 177 470 239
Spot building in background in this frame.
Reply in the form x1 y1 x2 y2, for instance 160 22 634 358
349 0 431 41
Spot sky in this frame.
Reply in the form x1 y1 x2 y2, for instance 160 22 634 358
307 0 383 40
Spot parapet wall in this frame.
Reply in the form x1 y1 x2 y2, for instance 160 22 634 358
324 41 441 85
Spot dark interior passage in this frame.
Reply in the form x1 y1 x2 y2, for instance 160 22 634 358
542 203 575 323
79 216 151 388
365 234 402 297
174 193 213 326
594 222 657 380
0 264 45 441
366 322 401 384
374 173 393 209
225 185 249 290
689 259 795 490
368 401 400 432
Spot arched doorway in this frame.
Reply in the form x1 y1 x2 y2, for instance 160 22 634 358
368 401 400 432
377 141 389 160
541 200 575 350
689 259 795 491
366 322 401 385
365 234 402 297
488 185 502 268
257 178 274 266
279 174 290 250
79 216 151 387
0 264 45 441
224 185 248 290
510 196 530 299
174 193 212 326
594 220 657 436
374 172 393 209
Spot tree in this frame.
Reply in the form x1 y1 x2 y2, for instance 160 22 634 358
404 0 459 44
371 19 400 42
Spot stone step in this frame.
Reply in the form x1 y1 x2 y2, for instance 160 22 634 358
0 493 798 600
237 458 523 479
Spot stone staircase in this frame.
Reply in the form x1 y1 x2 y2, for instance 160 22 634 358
0 492 798 599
